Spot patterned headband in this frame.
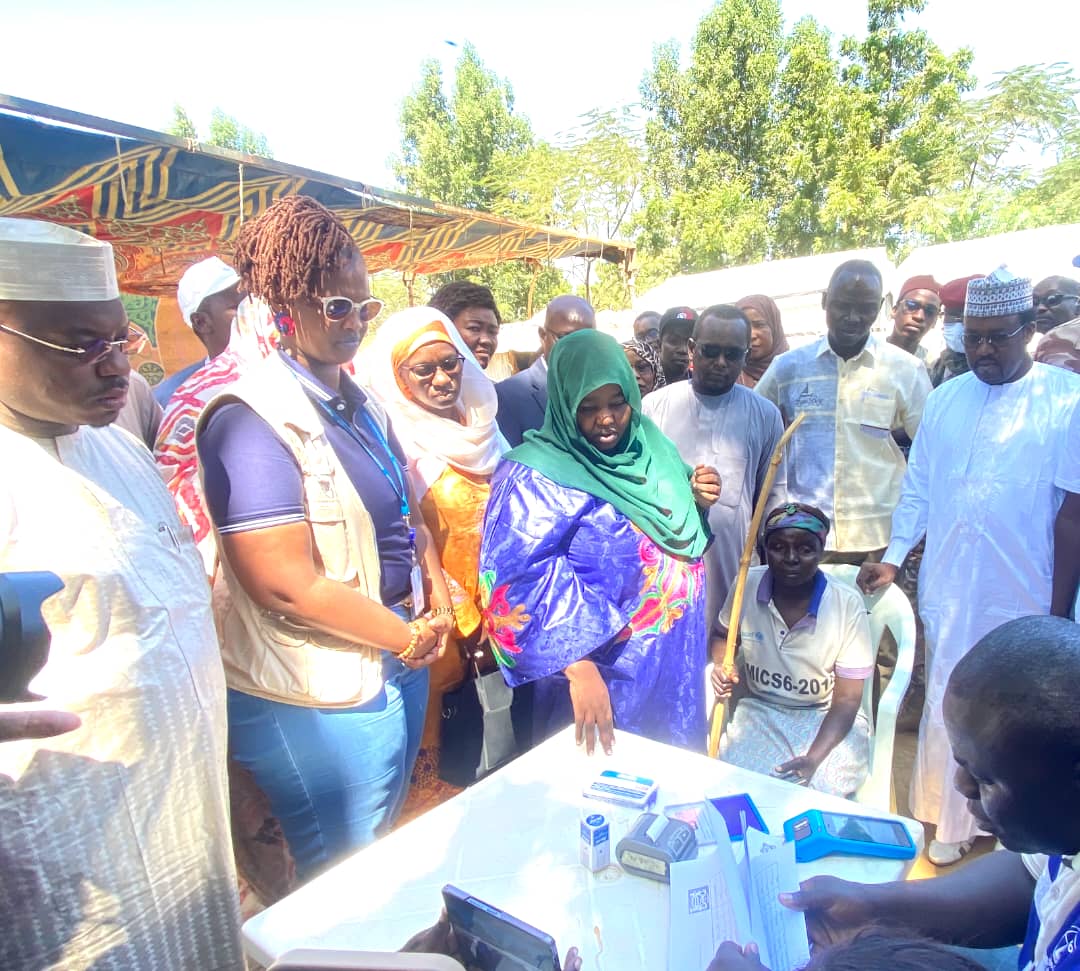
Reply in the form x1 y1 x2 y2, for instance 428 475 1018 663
763 503 830 546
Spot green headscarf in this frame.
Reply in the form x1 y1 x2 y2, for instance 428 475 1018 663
508 329 709 558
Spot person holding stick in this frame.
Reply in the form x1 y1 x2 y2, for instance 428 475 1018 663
711 503 874 795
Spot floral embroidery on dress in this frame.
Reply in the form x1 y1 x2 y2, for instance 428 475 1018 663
478 569 531 668
627 532 704 637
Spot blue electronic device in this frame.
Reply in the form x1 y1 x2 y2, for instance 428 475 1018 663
783 809 917 863
708 792 768 842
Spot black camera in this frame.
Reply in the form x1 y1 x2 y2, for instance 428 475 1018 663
0 572 63 702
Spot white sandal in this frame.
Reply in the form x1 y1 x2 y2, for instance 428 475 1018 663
928 838 974 866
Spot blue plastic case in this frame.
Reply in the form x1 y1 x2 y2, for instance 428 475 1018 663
707 793 768 842
783 809 917 862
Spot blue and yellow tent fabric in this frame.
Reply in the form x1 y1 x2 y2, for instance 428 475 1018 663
0 98 631 296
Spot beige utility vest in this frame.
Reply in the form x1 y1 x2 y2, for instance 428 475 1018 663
197 354 388 707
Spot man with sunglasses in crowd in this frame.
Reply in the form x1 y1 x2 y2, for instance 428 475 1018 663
859 266 1080 868
886 275 942 364
1033 275 1080 378
1032 275 1080 336
495 294 595 447
644 304 782 621
0 218 243 967
756 259 931 568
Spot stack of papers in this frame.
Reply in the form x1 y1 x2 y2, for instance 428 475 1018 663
668 808 810 971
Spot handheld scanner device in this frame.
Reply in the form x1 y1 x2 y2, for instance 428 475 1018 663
783 809 917 863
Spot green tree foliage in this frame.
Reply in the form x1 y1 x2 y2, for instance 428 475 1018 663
394 44 598 318
491 107 644 308
167 106 272 158
169 105 198 141
639 0 981 269
395 43 532 210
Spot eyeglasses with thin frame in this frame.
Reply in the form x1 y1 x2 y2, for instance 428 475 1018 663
319 295 383 323
398 354 465 380
961 321 1028 349
693 342 748 363
0 323 129 364
900 298 940 319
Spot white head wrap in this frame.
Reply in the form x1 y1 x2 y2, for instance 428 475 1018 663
0 218 119 302
364 306 508 497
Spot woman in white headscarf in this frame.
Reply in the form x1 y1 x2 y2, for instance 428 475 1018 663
367 307 508 801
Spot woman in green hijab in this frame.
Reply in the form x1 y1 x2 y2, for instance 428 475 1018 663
479 329 720 754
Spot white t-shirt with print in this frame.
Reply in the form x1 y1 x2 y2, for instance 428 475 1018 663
719 567 874 709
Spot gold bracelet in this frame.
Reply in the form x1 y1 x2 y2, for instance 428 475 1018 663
428 605 454 618
399 621 422 661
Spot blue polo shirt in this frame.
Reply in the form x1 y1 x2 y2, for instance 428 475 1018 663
198 352 413 605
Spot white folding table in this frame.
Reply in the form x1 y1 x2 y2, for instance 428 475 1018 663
244 727 924 970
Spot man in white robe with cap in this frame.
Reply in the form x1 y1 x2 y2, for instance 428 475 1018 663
0 218 242 968
859 267 1080 867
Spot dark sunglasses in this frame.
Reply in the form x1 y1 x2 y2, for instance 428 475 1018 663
319 295 383 323
695 343 747 362
0 323 128 364
1039 292 1078 309
900 298 940 319
961 321 1027 349
399 354 465 379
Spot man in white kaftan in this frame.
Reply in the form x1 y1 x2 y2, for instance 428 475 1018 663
0 219 242 969
860 268 1080 867
644 305 786 623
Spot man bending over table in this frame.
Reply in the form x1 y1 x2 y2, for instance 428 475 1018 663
708 613 1080 971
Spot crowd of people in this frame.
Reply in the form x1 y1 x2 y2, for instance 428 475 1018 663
0 198 1078 970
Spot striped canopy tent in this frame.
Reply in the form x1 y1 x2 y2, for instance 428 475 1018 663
0 95 633 296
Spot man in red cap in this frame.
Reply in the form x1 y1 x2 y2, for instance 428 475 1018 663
887 275 942 363
929 275 982 387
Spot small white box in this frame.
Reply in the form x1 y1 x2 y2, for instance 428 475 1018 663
580 811 611 871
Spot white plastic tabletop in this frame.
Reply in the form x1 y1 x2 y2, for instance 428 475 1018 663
243 727 924 970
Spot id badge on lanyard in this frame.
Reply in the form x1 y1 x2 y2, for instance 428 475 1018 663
410 559 426 619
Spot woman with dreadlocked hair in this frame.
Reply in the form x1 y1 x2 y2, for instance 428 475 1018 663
195 194 455 881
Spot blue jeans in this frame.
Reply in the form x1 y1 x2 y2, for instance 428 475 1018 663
227 635 428 881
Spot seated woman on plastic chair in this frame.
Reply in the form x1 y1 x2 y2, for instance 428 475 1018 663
711 504 874 796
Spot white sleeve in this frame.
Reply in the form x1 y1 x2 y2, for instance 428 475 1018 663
900 358 933 439
1055 397 1080 494
883 393 934 567
833 588 875 679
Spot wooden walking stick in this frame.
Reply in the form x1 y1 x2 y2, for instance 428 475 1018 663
707 412 806 759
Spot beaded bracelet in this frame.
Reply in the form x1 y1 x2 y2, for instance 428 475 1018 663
399 620 423 661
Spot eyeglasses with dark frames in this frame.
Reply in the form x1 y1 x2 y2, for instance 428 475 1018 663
961 321 1028 349
900 298 940 319
398 354 465 379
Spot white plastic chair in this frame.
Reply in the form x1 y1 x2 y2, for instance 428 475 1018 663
819 564 916 811
706 565 916 812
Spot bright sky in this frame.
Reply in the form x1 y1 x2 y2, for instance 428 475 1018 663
3 0 1077 191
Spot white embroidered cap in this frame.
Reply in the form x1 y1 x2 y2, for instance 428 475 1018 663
0 217 119 302
964 265 1033 318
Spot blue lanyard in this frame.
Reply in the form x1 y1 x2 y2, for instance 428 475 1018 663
309 393 412 529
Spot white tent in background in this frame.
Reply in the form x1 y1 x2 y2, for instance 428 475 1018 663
496 308 631 353
635 247 896 347
892 224 1080 295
